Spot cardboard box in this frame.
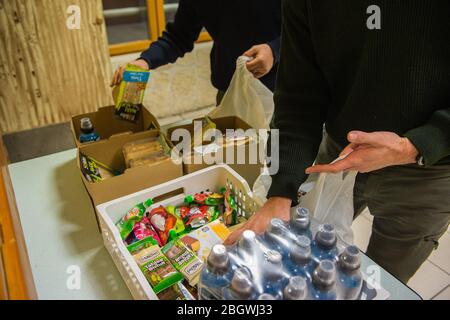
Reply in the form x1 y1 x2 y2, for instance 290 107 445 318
71 105 159 147
77 130 183 208
167 116 264 188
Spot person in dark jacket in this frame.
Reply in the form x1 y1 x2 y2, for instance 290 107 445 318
112 0 281 102
226 0 450 284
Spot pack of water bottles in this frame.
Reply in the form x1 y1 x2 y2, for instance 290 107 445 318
198 207 365 300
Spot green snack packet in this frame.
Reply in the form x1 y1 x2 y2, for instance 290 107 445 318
114 64 150 122
161 239 204 286
166 205 186 235
79 152 121 183
116 198 153 240
128 238 183 294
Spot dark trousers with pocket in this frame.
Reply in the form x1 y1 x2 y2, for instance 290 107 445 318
315 132 450 284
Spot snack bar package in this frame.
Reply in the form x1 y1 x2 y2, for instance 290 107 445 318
123 135 171 169
128 238 183 294
116 198 153 240
162 239 204 286
157 281 196 300
148 206 178 246
166 205 186 236
113 64 150 122
180 220 231 262
79 153 119 183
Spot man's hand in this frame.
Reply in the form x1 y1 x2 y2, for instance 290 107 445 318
224 197 292 245
111 59 149 87
306 131 419 174
243 44 274 79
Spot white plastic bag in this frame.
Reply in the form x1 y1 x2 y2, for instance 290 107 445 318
208 56 274 130
298 165 357 245
252 157 357 245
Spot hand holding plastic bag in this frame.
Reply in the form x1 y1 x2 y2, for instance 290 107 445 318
208 56 274 130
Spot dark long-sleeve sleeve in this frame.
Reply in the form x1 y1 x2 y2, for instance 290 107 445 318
404 107 450 166
267 37 281 64
140 0 202 69
267 0 331 203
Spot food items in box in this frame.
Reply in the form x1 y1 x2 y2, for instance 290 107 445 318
148 206 178 246
125 216 162 247
122 135 171 169
222 188 237 226
180 220 231 262
162 239 204 286
79 153 119 183
128 238 183 294
157 281 195 300
116 198 153 240
113 64 150 122
185 191 224 206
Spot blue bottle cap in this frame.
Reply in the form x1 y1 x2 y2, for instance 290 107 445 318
284 276 308 300
339 245 361 271
230 267 253 298
267 218 285 236
207 244 229 273
313 260 336 287
315 224 337 248
289 235 312 264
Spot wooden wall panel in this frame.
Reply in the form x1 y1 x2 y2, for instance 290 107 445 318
0 0 113 133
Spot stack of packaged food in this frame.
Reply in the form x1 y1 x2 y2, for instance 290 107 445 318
115 188 241 300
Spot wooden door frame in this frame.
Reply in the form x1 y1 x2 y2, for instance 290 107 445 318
108 0 211 56
0 138 37 300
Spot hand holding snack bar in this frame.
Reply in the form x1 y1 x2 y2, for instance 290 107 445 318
111 59 149 87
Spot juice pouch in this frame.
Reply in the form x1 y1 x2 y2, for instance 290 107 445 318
177 206 209 230
148 206 177 246
185 191 224 206
114 64 150 122
161 239 203 286
166 205 186 235
128 238 183 294
116 199 153 240
222 188 238 226
125 216 162 246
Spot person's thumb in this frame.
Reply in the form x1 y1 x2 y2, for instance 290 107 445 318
244 46 258 58
348 131 380 146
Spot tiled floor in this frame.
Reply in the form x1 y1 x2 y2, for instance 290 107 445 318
352 209 450 300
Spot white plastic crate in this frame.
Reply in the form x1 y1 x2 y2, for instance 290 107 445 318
96 164 260 300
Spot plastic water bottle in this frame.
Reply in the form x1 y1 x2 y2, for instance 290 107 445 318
337 245 363 300
311 260 338 300
79 117 100 143
262 250 287 299
237 230 258 262
311 224 339 262
222 267 255 300
264 218 289 258
258 293 276 300
287 235 315 280
199 245 233 300
290 207 313 239
283 276 308 300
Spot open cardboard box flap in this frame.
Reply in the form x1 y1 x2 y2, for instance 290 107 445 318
71 105 159 148
167 116 264 188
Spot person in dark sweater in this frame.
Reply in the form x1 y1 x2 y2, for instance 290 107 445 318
226 0 450 283
112 0 281 101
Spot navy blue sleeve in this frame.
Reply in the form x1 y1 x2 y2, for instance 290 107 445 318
139 0 203 69
268 37 281 64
